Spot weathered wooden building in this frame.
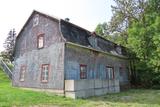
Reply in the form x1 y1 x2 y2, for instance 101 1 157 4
13 10 130 98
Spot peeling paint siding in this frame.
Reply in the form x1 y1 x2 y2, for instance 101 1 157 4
13 13 65 90
64 44 129 85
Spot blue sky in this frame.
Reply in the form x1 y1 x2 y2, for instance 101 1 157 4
0 0 115 51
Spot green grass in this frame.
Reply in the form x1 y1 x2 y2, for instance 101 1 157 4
0 67 160 107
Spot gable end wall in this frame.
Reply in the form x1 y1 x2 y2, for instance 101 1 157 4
13 13 65 90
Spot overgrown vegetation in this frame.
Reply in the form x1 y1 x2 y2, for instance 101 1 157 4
1 67 160 106
95 0 160 89
127 0 160 88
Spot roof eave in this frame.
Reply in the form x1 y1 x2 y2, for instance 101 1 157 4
65 42 128 59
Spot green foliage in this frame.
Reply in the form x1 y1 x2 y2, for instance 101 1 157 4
128 11 160 68
3 29 16 62
95 0 146 46
95 22 127 45
95 0 160 88
127 0 160 88
95 22 108 37
0 51 10 63
95 23 104 36
106 0 146 44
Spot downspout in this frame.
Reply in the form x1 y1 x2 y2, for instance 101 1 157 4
113 67 116 92
58 19 67 42
58 19 66 96
107 66 109 93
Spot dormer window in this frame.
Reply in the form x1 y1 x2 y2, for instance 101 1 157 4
116 46 122 54
88 32 98 48
37 34 44 49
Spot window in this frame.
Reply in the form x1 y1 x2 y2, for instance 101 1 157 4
33 14 39 27
41 64 50 82
106 66 114 79
119 67 123 76
20 66 26 81
80 65 87 79
119 66 129 81
37 34 44 49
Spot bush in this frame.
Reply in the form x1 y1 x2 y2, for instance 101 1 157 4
134 61 160 88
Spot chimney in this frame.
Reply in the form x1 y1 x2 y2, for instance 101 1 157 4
65 18 70 22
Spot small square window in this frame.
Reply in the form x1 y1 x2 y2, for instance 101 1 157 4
37 34 44 49
80 65 87 79
106 66 114 80
41 64 50 82
20 66 26 81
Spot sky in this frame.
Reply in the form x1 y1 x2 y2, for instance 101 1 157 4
0 0 115 52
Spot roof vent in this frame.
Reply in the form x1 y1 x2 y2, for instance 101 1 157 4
65 18 70 22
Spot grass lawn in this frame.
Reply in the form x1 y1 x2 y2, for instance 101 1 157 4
0 67 160 107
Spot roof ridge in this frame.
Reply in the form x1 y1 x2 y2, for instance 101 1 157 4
33 10 61 21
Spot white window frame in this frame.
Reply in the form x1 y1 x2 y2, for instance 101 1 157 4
106 66 114 80
20 66 26 82
37 34 44 49
41 64 49 82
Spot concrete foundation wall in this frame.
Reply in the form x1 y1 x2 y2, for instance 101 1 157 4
65 79 120 98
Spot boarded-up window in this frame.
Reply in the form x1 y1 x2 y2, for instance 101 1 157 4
20 66 26 81
106 66 114 79
37 34 44 49
41 64 49 82
80 65 87 79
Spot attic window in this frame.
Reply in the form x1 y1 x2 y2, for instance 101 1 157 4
116 46 122 54
37 34 44 49
19 66 26 82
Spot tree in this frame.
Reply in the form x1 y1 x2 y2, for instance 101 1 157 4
95 0 160 87
3 29 16 62
95 22 108 37
127 0 160 87
127 0 160 66
107 0 146 45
